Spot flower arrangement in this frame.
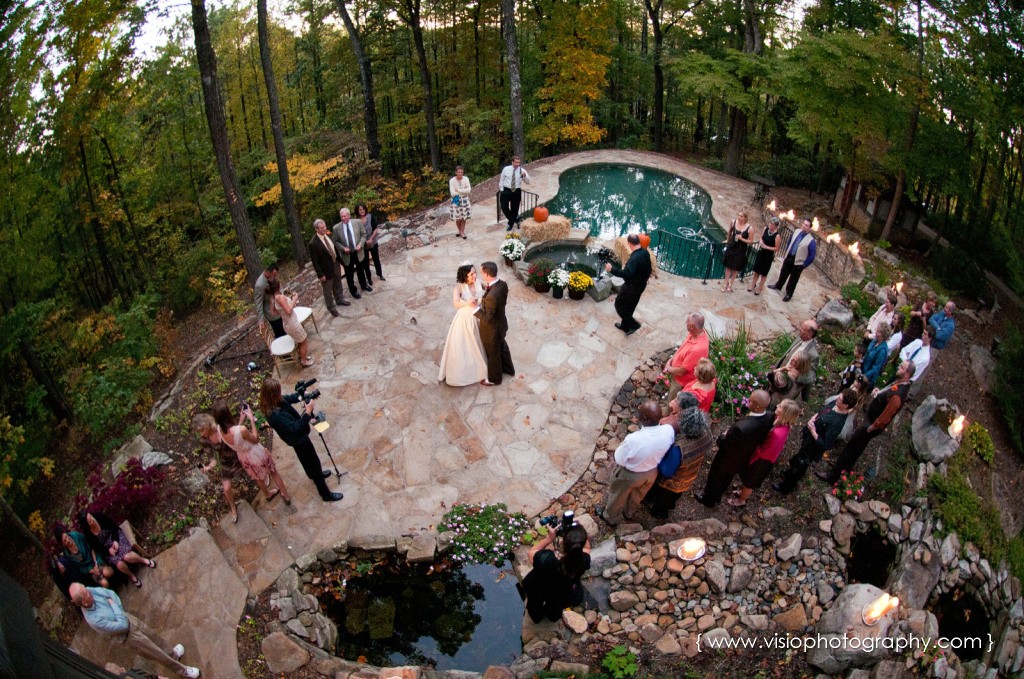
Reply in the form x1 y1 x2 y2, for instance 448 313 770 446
526 258 555 286
438 502 531 565
707 323 772 419
547 268 570 289
568 270 592 292
832 471 865 501
499 237 526 261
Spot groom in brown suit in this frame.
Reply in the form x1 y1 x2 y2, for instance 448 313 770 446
475 261 515 385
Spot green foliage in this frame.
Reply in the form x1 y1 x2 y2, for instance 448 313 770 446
601 645 638 679
818 327 859 375
155 369 234 437
993 330 1024 455
927 247 990 300
960 422 996 465
438 503 530 565
708 323 773 419
877 425 913 505
841 283 876 320
928 451 1007 562
0 415 53 506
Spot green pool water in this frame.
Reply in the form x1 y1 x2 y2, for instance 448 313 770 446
541 164 730 277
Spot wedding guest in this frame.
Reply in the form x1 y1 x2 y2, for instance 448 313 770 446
308 218 349 317
886 312 906 353
769 218 817 302
57 527 112 588
212 400 291 505
749 217 781 294
645 392 714 518
776 319 820 398
194 413 244 524
448 166 472 239
253 262 285 338
499 156 531 231
862 322 892 385
774 389 856 494
605 234 653 336
663 312 709 403
521 525 591 623
864 292 898 343
902 291 938 348
721 211 752 293
49 554 92 599
900 327 933 398
684 358 717 413
266 279 312 367
838 343 866 392
694 389 774 508
78 511 155 588
356 203 385 283
332 207 372 298
599 401 674 525
768 351 811 407
929 301 956 349
731 399 801 506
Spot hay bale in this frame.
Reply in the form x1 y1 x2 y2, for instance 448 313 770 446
609 236 659 274
522 215 572 243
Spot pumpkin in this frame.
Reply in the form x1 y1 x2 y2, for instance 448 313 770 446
639 233 651 248
533 206 549 223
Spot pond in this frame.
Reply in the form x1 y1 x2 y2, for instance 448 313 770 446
321 557 524 672
541 164 730 278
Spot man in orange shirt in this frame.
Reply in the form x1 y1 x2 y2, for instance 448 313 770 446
664 312 709 403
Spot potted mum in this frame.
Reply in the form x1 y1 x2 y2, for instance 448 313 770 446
567 270 592 300
500 234 526 264
526 258 555 293
548 268 570 299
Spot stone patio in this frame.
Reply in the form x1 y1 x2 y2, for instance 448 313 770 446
71 150 835 678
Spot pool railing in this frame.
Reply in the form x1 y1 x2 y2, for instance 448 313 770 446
494 189 540 225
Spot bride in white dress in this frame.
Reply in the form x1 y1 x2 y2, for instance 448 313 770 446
438 263 489 386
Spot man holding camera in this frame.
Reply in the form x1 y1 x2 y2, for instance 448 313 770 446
259 378 342 502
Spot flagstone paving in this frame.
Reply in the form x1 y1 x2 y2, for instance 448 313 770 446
71 150 834 678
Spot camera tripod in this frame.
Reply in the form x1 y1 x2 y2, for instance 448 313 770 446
312 419 347 485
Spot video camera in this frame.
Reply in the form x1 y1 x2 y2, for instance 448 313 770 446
594 247 616 264
291 378 321 403
539 510 577 537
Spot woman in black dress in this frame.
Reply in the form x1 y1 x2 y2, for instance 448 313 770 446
722 210 752 292
356 203 385 284
749 217 780 295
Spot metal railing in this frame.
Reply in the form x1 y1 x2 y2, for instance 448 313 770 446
495 189 540 225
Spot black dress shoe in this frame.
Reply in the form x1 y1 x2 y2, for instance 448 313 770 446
614 322 625 330
321 470 332 478
378 275 386 281
351 292 362 299
693 493 715 508
625 326 640 336
363 285 373 292
783 294 793 302
768 284 781 290
506 224 514 232
329 309 340 318
322 492 343 502
338 300 351 306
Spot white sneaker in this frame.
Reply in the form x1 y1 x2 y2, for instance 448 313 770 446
172 644 185 660
181 667 200 678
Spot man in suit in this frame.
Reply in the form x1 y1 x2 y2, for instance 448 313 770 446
769 218 817 302
498 155 531 231
776 319 820 398
331 207 373 298
694 389 774 507
254 262 285 338
605 234 653 336
475 261 515 385
308 219 349 317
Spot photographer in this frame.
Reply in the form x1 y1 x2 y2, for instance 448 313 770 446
521 524 590 623
258 378 343 502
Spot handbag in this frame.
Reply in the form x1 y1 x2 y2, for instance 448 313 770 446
452 195 461 206
658 443 682 478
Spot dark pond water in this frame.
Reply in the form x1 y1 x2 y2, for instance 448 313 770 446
322 558 524 672
930 589 989 662
541 163 729 277
845 530 898 588
522 242 603 278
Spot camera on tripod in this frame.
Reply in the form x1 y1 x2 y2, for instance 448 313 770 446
538 510 577 537
291 378 321 403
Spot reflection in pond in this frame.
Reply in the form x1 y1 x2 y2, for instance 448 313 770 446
930 588 989 662
846 530 897 588
319 557 523 672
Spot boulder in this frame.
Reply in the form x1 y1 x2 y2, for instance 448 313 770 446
587 538 617 576
816 299 855 330
181 468 210 494
261 631 310 674
654 634 682 655
777 533 803 562
910 396 960 465
886 544 942 609
140 451 173 468
969 345 997 393
832 513 856 548
773 604 808 632
562 610 588 634
705 560 727 594
727 564 754 593
406 534 437 563
609 591 639 612
807 584 897 674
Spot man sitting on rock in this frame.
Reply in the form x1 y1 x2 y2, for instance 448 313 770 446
599 401 674 525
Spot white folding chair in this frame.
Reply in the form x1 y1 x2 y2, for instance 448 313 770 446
259 322 297 378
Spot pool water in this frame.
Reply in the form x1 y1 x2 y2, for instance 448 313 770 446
541 164 731 278
323 557 523 672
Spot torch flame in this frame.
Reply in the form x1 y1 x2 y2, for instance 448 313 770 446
812 217 820 231
678 538 706 561
895 282 904 294
826 233 841 244
785 209 796 221
863 593 899 625
768 199 777 211
849 242 860 256
951 415 965 436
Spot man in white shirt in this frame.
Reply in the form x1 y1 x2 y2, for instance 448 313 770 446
599 401 675 525
900 327 933 397
498 156 531 231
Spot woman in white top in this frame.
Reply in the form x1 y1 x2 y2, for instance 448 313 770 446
438 263 489 386
449 166 472 239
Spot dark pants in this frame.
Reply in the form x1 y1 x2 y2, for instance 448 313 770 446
773 255 806 296
269 317 286 339
481 333 515 384
500 188 522 227
365 243 383 281
700 448 747 506
342 256 369 295
614 287 643 331
825 426 882 483
776 435 826 494
293 439 333 499
319 263 346 313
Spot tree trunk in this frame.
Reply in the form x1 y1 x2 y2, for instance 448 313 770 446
258 0 307 266
723 107 747 176
644 0 665 152
335 0 381 160
78 139 127 301
401 0 440 170
191 0 262 284
501 0 524 159
0 496 45 555
473 0 482 106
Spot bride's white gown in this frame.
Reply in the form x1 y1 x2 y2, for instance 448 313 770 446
438 283 489 386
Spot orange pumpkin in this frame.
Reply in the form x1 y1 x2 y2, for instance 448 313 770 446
533 206 549 223
639 233 651 248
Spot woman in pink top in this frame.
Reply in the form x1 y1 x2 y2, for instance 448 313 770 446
729 399 801 507
684 358 717 413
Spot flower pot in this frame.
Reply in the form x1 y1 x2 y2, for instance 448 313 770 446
552 287 564 299
568 288 587 300
533 282 551 294
504 257 514 267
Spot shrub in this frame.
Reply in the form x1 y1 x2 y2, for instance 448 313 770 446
708 323 772 419
993 330 1024 455
526 258 555 286
841 283 878 320
928 452 1006 561
438 502 530 565
960 422 996 465
71 457 166 524
928 246 990 300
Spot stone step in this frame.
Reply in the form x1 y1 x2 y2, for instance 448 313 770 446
210 499 296 596
71 527 248 679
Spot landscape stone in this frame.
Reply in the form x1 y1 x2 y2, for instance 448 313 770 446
562 610 588 634
727 564 753 593
482 667 515 679
774 604 808 632
969 345 997 393
911 396 960 464
832 513 856 547
587 538 617 576
807 584 897 673
550 661 589 676
609 591 639 612
654 634 681 655
816 299 855 329
406 534 437 563
705 560 727 594
777 533 803 562
181 468 210 494
261 631 310 673
140 450 173 468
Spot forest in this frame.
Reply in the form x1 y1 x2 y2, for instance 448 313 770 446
0 0 1022 541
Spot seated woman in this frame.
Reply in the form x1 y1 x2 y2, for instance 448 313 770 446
645 392 714 519
56 526 113 588
78 510 155 588
684 358 717 413
768 351 810 408
520 525 591 623
266 278 313 367
49 553 92 600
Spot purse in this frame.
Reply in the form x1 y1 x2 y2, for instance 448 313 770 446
658 443 682 478
452 195 461 206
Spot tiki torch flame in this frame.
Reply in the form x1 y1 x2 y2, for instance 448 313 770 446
768 199 777 211
826 233 841 244
812 217 820 231
849 242 860 256
862 593 899 626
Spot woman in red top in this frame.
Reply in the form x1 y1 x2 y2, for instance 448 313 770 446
684 358 717 413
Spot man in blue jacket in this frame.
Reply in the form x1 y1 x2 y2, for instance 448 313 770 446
770 218 817 302
928 301 956 349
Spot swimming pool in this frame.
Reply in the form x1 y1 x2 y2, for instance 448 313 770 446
541 164 732 278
